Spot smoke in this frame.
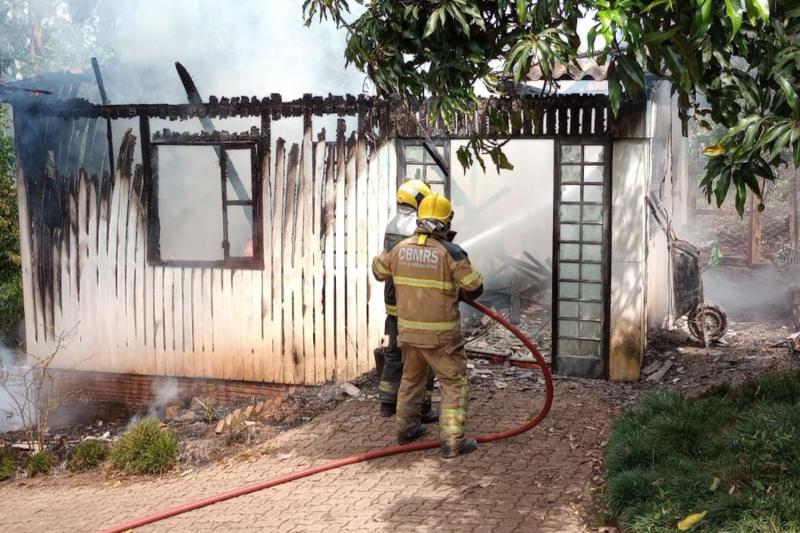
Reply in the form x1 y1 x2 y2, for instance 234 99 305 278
450 139 555 290
0 340 13 370
75 1 366 260
96 1 364 103
703 265 795 322
149 377 179 418
0 341 33 433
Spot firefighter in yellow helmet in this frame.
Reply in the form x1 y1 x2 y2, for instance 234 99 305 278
372 193 484 458
375 179 438 423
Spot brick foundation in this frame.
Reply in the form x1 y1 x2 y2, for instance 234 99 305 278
51 369 293 421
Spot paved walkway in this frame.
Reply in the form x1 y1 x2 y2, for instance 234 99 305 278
1 379 613 532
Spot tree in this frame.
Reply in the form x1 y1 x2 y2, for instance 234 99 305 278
1 1 111 345
0 0 113 79
304 0 794 215
0 106 22 345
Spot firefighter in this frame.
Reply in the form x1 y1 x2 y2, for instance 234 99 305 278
372 193 484 458
375 179 438 423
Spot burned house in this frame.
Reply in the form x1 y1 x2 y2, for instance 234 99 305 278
1 65 689 404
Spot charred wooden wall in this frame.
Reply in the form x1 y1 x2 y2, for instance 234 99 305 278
9 91 618 385
15 119 393 385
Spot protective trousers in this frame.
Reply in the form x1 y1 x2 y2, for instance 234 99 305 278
379 318 434 412
397 343 468 447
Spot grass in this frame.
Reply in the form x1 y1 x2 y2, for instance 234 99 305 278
67 439 109 472
0 447 17 480
603 371 800 532
26 451 54 476
110 417 179 475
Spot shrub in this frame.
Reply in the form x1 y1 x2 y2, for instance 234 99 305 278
0 447 17 480
110 417 179 475
26 451 54 476
67 439 109 472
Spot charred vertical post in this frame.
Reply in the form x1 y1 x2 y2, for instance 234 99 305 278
256 110 270 263
140 115 160 263
91 57 114 177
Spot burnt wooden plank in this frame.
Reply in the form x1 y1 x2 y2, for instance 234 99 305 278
270 139 287 382
312 132 327 384
322 141 337 382
282 144 300 383
334 121 348 381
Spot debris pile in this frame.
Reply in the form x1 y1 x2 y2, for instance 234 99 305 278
463 289 552 365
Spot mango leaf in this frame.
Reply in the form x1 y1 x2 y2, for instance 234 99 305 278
745 0 769 23
724 0 744 36
489 146 514 172
456 145 472 172
516 0 527 23
678 511 708 531
735 181 747 216
742 167 762 196
724 114 761 140
461 2 485 30
751 157 775 182
768 128 793 161
703 144 727 156
642 0 673 14
618 55 647 92
643 27 679 45
777 76 800 116
735 73 761 109
673 34 703 87
759 123 791 148
423 7 443 38
608 73 622 116
693 0 712 36
794 139 800 166
715 171 731 206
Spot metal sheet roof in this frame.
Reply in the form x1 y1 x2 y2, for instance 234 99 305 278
528 57 608 81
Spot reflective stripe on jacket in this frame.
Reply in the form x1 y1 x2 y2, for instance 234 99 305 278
372 233 483 348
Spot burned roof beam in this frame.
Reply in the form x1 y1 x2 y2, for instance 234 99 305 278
91 57 115 177
175 62 251 222
2 93 611 120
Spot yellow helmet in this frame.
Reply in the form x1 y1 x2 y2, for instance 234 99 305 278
396 179 432 209
417 193 453 224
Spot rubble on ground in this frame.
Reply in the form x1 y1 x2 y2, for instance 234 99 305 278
463 289 552 364
0 380 348 478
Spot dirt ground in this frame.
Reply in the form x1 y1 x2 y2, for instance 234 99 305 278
1 308 797 532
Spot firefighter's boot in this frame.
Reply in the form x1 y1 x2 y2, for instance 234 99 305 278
373 347 385 381
378 346 403 416
420 408 439 424
397 422 428 445
440 437 478 458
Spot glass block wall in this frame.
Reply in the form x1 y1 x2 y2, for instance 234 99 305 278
555 143 609 377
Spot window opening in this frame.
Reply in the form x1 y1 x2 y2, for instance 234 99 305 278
150 141 262 268
397 139 450 197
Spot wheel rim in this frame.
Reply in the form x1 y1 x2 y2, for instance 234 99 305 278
688 306 727 342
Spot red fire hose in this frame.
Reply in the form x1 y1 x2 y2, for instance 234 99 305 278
100 301 554 533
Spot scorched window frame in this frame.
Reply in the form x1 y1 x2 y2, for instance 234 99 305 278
145 139 264 270
396 138 451 198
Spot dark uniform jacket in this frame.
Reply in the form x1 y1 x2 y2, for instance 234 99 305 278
372 233 483 348
382 204 419 317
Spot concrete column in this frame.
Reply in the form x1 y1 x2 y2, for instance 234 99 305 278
609 140 649 380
